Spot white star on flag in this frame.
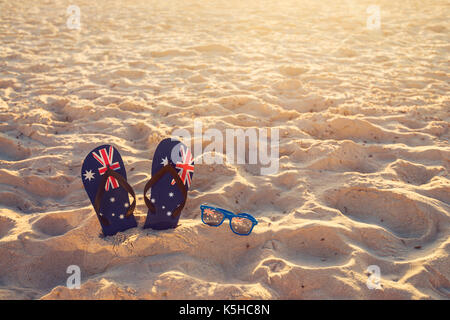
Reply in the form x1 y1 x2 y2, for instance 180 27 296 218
161 157 169 166
84 170 95 181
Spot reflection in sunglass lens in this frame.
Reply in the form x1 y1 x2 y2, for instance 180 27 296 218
230 216 253 235
202 208 224 226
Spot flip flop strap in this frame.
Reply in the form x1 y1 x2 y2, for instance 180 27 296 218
143 164 188 219
93 168 136 226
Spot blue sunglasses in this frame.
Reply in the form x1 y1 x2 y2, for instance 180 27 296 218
200 204 258 236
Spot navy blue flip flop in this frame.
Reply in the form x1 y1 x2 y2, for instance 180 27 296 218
143 138 194 230
81 145 137 236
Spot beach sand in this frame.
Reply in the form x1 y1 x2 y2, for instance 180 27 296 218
0 0 449 299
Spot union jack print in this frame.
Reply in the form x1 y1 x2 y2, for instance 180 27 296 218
92 146 121 191
171 145 194 187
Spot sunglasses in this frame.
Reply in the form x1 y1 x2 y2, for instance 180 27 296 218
200 204 258 236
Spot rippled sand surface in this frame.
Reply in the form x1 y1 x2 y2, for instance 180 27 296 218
0 0 449 299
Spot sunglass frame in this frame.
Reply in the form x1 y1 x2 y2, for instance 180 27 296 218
200 204 258 236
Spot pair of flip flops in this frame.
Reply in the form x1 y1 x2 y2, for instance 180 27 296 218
81 138 194 236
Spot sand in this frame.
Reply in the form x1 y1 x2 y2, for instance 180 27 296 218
0 0 449 299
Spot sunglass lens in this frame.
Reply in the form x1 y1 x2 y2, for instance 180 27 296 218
202 208 224 226
230 216 253 235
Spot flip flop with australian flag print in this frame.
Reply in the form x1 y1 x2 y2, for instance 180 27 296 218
143 138 194 230
81 145 137 236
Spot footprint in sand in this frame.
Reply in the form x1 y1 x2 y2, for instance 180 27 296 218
0 216 16 239
190 44 233 54
263 224 352 267
112 69 147 80
0 134 31 161
326 187 434 239
32 211 89 237
279 65 309 77
388 159 444 186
